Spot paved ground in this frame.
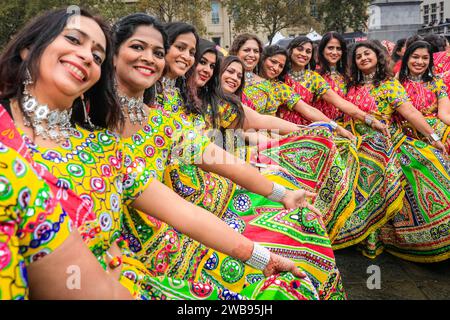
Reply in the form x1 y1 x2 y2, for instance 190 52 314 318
334 247 450 300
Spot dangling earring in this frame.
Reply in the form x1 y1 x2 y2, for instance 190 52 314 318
81 94 94 129
23 68 33 88
376 64 379 75
357 70 361 83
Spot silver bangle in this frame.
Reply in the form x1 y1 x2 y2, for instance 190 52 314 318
245 243 271 271
364 114 374 126
427 132 441 143
267 182 287 202
329 121 338 131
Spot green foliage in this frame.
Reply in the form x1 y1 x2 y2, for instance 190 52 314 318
318 0 370 34
137 0 210 35
0 0 138 49
224 0 315 44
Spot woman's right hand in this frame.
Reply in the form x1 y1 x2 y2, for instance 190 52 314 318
336 125 356 142
372 119 391 138
263 253 307 278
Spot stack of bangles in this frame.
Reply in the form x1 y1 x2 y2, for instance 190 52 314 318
245 243 271 271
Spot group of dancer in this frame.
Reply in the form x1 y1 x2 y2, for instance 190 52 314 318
0 7 449 300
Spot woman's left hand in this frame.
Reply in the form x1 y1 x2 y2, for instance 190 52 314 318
281 189 320 214
372 119 391 138
432 140 448 156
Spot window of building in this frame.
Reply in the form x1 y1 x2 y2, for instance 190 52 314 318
431 3 437 13
440 2 444 11
424 5 429 15
424 15 429 25
431 13 437 23
212 37 221 46
440 12 444 22
211 1 220 24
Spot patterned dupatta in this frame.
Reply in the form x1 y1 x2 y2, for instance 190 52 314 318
0 104 95 227
346 85 378 115
402 79 438 115
434 51 450 75
313 73 345 121
277 74 310 125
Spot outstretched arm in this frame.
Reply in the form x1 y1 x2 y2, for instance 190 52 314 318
132 179 306 278
292 100 355 140
397 102 446 153
197 142 317 210
322 90 390 137
242 105 298 134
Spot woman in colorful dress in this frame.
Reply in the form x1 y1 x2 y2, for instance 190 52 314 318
0 10 305 300
0 142 132 299
230 34 355 140
229 35 361 240
278 36 388 136
338 41 447 258
139 21 345 299
178 42 346 299
379 40 450 263
113 15 329 300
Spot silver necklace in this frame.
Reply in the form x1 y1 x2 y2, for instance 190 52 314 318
21 87 74 143
329 66 337 75
289 69 306 82
245 72 255 84
362 71 376 84
407 73 423 82
117 92 147 125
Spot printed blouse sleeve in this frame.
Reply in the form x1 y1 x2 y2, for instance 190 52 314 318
311 71 330 99
0 144 71 299
383 79 410 109
274 82 302 110
433 77 449 99
218 102 238 129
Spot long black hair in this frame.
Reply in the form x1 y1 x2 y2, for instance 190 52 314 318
424 34 447 54
392 38 406 63
318 31 348 80
163 22 199 114
215 55 246 129
112 13 168 105
399 41 434 83
260 45 289 81
185 39 219 114
287 36 316 71
348 41 392 88
0 8 121 130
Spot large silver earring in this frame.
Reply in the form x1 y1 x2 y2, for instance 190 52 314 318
23 68 33 88
357 70 361 82
81 94 94 129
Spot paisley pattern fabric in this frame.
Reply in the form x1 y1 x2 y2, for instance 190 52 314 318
279 70 330 125
334 79 407 252
0 143 70 300
377 77 450 263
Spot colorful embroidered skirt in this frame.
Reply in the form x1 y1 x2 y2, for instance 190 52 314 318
199 187 346 300
333 123 405 250
378 137 450 263
253 127 358 241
